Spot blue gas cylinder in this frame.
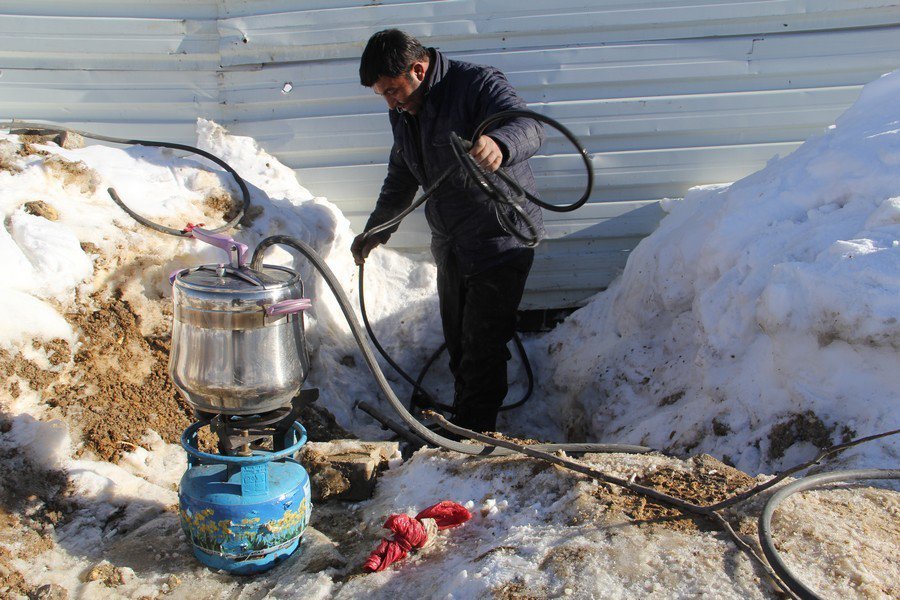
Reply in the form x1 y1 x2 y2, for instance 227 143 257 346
178 420 311 575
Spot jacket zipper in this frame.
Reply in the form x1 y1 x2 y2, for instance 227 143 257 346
407 114 428 185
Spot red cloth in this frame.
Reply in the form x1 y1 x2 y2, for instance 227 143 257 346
362 501 472 572
415 500 471 529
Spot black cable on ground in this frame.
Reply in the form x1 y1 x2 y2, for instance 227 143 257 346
429 414 899 600
0 120 249 235
759 468 900 600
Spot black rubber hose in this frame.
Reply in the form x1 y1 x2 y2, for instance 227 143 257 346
0 120 249 236
358 108 586 413
449 131 540 246
405 328 534 414
501 333 535 411
250 234 651 457
362 166 455 242
758 468 900 600
472 110 594 212
361 109 592 245
357 262 443 411
411 342 450 412
360 265 534 416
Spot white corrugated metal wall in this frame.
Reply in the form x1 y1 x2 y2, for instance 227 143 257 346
3 1 900 307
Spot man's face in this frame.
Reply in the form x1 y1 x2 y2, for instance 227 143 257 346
372 62 427 115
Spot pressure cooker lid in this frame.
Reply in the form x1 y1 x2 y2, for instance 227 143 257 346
176 264 297 293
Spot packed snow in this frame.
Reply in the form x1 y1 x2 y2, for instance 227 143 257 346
526 71 899 474
0 67 897 599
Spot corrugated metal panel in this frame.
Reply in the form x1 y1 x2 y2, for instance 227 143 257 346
218 6 900 307
217 0 900 65
0 15 220 70
0 1 222 145
2 1 900 308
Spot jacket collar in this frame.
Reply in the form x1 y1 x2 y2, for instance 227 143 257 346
423 48 448 93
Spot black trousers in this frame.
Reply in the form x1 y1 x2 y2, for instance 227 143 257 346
437 250 534 432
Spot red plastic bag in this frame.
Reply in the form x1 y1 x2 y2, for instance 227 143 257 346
362 501 472 572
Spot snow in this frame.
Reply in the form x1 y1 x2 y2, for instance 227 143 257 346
1 67 898 599
525 70 900 474
0 291 74 351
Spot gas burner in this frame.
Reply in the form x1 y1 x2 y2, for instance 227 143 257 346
207 389 318 455
210 406 294 455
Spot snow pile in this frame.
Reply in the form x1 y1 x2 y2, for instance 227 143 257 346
534 71 900 473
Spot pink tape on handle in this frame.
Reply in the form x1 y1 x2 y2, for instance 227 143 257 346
265 298 313 317
188 226 249 267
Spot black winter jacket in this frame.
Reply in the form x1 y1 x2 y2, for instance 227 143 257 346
364 49 545 275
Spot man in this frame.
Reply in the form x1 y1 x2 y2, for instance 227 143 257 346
351 29 545 433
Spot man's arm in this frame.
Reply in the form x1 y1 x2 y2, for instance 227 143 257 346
351 142 419 264
471 68 545 167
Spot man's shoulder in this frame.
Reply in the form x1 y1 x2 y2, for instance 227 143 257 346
446 57 503 83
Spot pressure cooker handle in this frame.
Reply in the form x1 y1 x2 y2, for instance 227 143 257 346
188 226 248 268
169 268 185 285
265 298 313 317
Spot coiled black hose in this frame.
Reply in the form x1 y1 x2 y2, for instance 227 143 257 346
362 109 593 245
449 109 594 245
357 109 590 417
0 120 249 235
358 263 534 415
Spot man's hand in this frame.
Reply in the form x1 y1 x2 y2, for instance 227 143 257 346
351 233 382 265
468 135 503 173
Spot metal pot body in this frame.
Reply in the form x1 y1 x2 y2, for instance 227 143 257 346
169 264 309 415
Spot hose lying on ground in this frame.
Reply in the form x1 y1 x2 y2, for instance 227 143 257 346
758 468 900 600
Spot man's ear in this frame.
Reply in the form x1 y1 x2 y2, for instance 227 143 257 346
411 61 427 82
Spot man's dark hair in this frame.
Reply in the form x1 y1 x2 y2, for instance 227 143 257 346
359 29 428 87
